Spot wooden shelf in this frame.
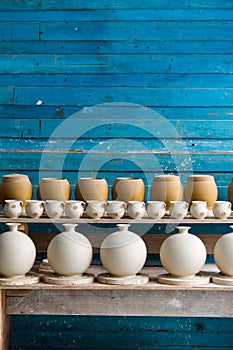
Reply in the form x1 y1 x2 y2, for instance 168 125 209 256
0 213 233 224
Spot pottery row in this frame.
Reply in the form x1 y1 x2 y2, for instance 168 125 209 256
2 198 232 220
1 173 233 209
0 223 233 286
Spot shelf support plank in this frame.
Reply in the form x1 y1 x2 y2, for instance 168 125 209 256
0 290 11 350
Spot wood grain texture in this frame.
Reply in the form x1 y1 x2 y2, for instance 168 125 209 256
0 290 11 350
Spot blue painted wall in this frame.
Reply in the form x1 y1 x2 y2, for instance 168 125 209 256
0 0 233 348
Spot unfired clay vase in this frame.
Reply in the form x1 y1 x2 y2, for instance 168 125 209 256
65 200 85 219
25 200 44 218
127 201 146 219
0 223 36 278
112 178 145 202
75 178 108 201
184 175 218 210
3 200 23 218
44 200 64 219
160 226 207 278
150 175 183 211
227 177 233 207
213 201 231 219
146 201 166 219
86 200 106 219
214 226 233 277
0 174 32 208
106 201 126 219
100 224 147 277
37 178 70 201
47 224 93 276
169 201 188 220
190 201 208 219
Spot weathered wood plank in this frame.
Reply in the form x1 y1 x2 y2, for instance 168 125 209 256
1 105 233 120
1 54 233 74
2 73 233 88
0 290 11 350
0 88 14 105
40 21 233 41
2 9 233 21
5 288 233 317
13 87 233 106
0 0 233 10
0 23 39 41
2 40 233 55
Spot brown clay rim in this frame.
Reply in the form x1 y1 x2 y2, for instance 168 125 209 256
78 177 106 181
115 177 143 181
153 175 180 181
40 178 68 181
2 174 29 181
187 175 214 181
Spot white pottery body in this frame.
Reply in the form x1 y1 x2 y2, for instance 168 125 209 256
47 224 93 276
160 226 207 277
169 201 188 219
86 200 106 218
214 226 233 276
0 223 36 277
146 201 166 219
25 200 44 218
3 200 23 218
45 200 64 219
190 201 208 219
213 201 231 219
100 224 147 277
65 200 85 219
127 201 146 219
106 201 126 219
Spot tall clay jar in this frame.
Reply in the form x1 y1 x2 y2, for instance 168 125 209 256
0 174 32 208
149 175 183 211
184 175 218 210
112 177 145 202
75 178 108 201
37 178 70 201
228 177 233 207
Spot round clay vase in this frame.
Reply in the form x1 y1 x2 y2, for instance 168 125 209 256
0 174 32 208
228 178 233 208
150 175 183 211
37 178 70 201
160 226 207 278
214 225 233 277
47 224 93 276
100 224 147 277
112 178 145 202
184 175 218 210
0 223 36 278
75 178 108 202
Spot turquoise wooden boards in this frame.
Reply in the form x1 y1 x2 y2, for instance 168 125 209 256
10 316 233 349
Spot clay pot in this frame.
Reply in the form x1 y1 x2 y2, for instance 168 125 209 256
3 200 23 218
44 200 64 219
160 226 207 278
146 201 166 219
25 200 45 218
214 225 233 277
75 178 108 201
150 175 183 211
127 201 146 219
37 178 70 201
228 178 233 207
169 201 189 220
0 174 32 208
106 201 126 219
65 200 85 219
86 200 106 219
190 201 208 220
47 224 93 276
112 178 145 202
0 223 36 278
184 175 218 210
213 201 231 219
100 224 147 277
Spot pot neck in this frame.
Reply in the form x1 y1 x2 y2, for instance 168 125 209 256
117 224 131 231
6 223 20 231
62 224 77 232
176 226 191 234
